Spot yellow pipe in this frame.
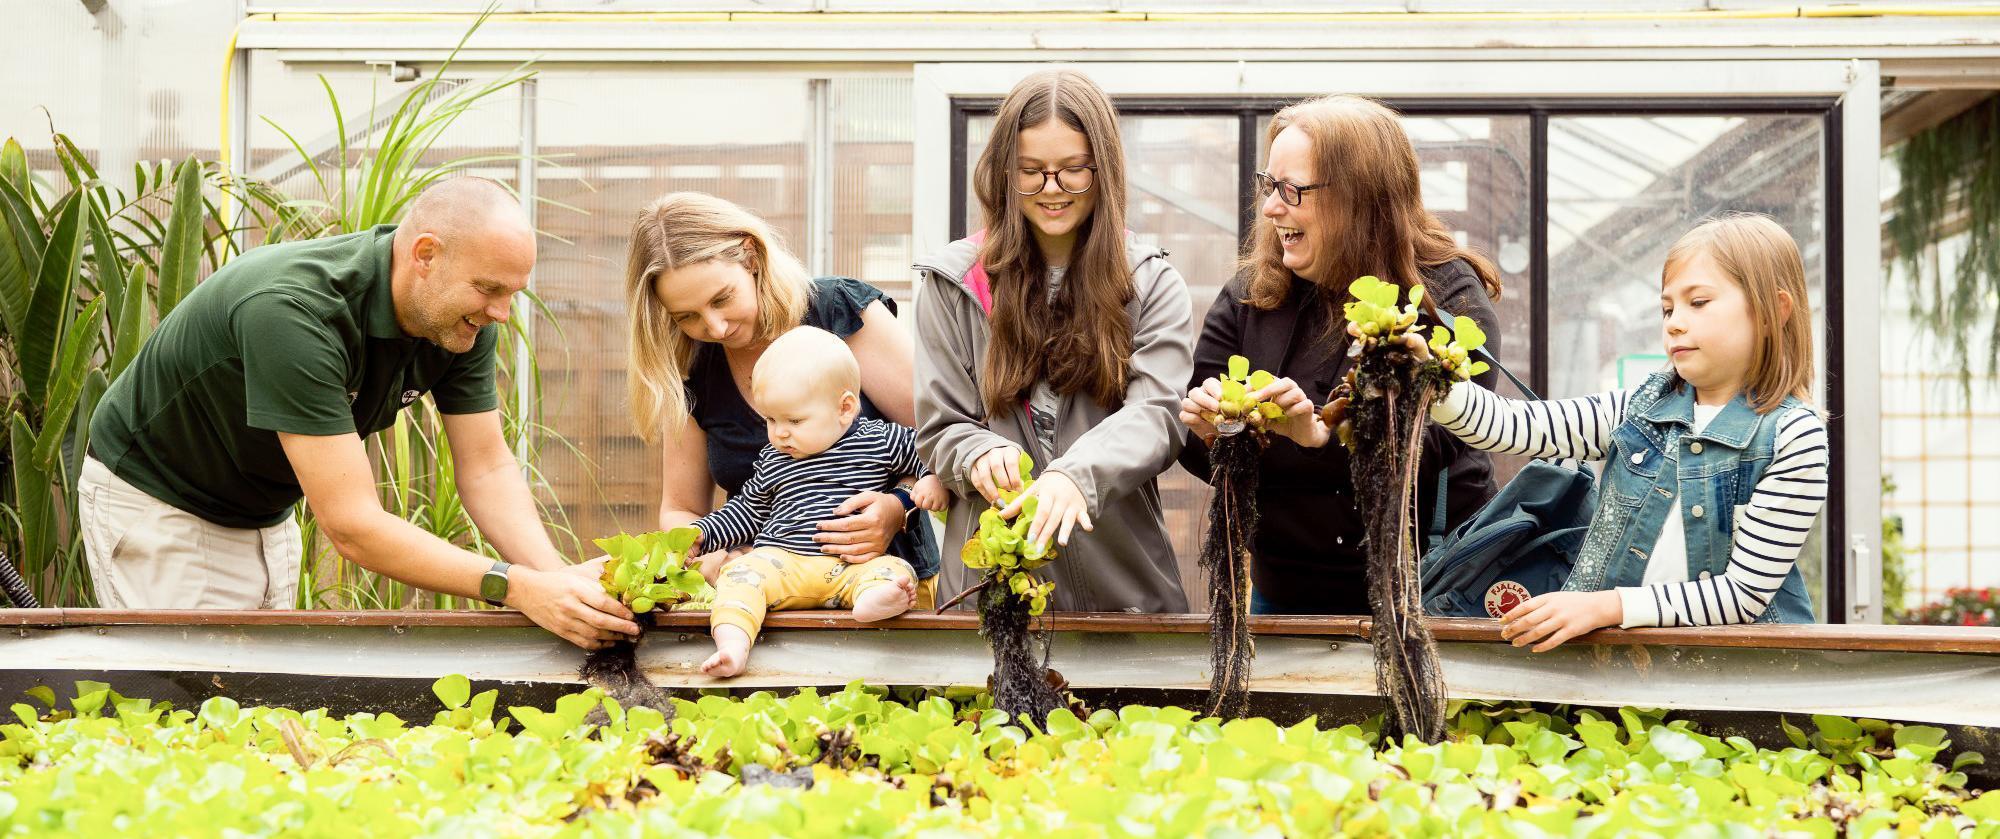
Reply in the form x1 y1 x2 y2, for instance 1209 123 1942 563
219 17 244 232
237 5 2000 25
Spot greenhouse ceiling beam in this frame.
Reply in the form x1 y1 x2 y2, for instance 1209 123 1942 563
1882 90 1996 147
234 15 2000 60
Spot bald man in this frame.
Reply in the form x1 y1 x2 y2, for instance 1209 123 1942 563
82 178 639 648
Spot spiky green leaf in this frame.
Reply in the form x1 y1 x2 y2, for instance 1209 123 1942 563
155 157 204 319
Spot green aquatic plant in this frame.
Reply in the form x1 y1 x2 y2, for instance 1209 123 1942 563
1 678 1993 835
1337 275 1489 744
955 451 1063 725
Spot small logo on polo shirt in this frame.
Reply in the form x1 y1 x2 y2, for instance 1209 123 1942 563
401 389 421 405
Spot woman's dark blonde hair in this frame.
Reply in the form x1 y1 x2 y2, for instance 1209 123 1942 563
972 68 1134 415
625 192 811 440
1662 213 1816 413
1240 94 1501 324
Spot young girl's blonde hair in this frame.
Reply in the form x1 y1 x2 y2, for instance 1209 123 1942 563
1661 212 1815 413
625 192 812 441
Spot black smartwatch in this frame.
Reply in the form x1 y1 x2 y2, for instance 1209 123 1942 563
888 486 917 512
480 560 512 607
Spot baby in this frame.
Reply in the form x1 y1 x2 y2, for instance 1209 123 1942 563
688 326 947 677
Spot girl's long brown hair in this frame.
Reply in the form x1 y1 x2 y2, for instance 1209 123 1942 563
1240 95 1501 331
973 69 1134 416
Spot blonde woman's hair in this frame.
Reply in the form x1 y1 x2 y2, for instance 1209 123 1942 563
1662 212 1816 414
626 192 812 441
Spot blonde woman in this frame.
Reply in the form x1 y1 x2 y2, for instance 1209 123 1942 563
626 192 938 605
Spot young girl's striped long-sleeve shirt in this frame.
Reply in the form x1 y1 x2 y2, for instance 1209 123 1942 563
1430 382 1829 627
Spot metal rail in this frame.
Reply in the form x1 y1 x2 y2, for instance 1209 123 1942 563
2 609 1997 728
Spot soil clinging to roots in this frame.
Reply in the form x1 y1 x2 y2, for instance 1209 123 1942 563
979 581 1063 725
579 611 676 718
1346 346 1450 744
1199 432 1261 718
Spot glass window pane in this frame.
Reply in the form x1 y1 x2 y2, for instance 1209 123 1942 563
1405 115 1537 482
831 78 915 305
1548 113 1828 614
246 59 524 230
534 75 812 544
9 0 235 170
1546 115 1825 398
1129 115 1240 603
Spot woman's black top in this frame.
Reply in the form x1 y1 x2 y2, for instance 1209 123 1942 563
1177 260 1502 615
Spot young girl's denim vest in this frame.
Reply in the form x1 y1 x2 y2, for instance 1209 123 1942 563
1563 372 1817 624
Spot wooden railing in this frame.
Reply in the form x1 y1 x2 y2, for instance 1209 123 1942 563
5 608 1999 655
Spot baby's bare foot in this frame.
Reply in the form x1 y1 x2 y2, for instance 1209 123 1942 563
852 577 915 622
702 626 752 677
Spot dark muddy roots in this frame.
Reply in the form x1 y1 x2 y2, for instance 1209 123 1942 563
1347 348 1449 744
1200 432 1261 719
578 611 677 719
979 581 1064 726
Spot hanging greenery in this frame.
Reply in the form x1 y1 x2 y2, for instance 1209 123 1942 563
1886 95 2000 388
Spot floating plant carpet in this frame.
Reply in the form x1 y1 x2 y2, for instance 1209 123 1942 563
1 676 1996 836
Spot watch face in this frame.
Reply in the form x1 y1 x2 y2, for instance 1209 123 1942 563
482 567 508 602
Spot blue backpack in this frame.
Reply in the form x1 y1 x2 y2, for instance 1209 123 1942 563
1417 331 1597 619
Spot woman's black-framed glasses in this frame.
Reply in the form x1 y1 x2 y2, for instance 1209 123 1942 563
1015 165 1097 196
1255 171 1327 207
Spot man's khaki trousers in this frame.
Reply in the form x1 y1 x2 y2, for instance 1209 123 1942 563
78 456 301 609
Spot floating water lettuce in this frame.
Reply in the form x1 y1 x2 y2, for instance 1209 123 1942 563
1209 354 1285 435
957 452 1056 616
596 528 712 614
1 680 1991 836
954 451 1063 725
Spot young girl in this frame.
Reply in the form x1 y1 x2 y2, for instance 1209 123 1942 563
1419 213 1827 650
914 68 1193 613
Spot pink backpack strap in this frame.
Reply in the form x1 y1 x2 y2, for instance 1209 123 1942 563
963 229 994 315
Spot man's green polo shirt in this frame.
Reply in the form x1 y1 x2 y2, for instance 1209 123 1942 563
90 224 500 529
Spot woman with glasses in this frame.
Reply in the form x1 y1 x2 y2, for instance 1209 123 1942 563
1177 94 1505 616
914 68 1192 613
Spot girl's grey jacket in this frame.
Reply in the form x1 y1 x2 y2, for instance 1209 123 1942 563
913 234 1193 613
